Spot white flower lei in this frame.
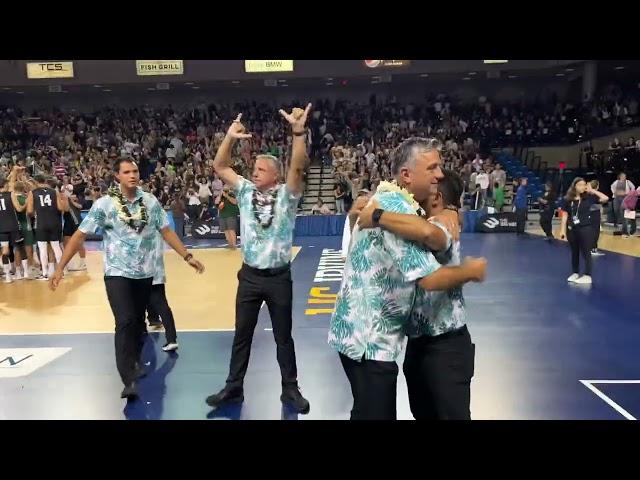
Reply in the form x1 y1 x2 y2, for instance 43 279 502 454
375 181 420 211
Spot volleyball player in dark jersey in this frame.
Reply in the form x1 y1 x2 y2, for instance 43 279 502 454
62 192 87 271
27 175 68 279
0 178 29 283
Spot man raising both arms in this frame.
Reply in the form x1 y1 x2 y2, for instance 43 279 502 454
206 106 311 414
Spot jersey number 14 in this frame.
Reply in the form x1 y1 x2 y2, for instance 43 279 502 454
39 194 52 207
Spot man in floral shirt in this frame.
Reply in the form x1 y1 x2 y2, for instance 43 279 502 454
50 158 204 400
360 169 475 420
329 138 486 420
206 106 313 415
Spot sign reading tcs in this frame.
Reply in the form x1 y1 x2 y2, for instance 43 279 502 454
26 61 74 79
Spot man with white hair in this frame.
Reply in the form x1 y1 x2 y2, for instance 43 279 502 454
206 105 312 414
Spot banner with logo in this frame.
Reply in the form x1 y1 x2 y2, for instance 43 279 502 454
136 60 184 76
26 62 74 79
476 212 518 233
192 219 240 239
245 60 294 73
192 220 224 239
363 60 411 68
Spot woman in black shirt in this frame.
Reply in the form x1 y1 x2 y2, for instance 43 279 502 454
559 178 609 285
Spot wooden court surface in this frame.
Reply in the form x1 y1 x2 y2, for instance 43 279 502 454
0 247 301 335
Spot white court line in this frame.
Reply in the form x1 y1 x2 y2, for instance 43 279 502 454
579 380 640 420
0 328 236 336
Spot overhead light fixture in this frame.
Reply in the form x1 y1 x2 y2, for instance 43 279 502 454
278 79 287 83
555 73 565 77
615 66 625 70
280 84 288 87
468 72 477 76
326 82 333 86
93 84 102 88
462 77 471 81
565 68 575 72
2 87 11 90
483 60 508 64
17 91 24 94
184 82 194 86
147 87 156 91
103 89 111 92
420 73 429 77
232 80 240 84
192 86 200 90
508 75 517 79
326 77 333 81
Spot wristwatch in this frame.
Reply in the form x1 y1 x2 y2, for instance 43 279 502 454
292 130 306 136
184 253 193 262
372 208 384 227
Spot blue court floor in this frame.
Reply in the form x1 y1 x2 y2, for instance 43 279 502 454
1 233 639 420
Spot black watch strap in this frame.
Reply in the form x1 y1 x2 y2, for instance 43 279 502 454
184 253 193 262
372 208 384 227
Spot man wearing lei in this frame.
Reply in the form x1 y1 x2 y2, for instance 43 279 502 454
50 158 204 400
205 106 312 415
328 137 487 420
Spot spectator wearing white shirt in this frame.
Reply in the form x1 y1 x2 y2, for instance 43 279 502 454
340 189 370 260
490 163 506 189
310 199 331 216
471 153 483 172
197 177 213 206
211 175 223 198
610 173 635 227
186 188 201 220
475 170 490 209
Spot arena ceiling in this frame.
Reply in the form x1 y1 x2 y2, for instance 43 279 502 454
0 60 637 97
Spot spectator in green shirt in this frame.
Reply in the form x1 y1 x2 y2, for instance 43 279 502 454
216 186 240 249
493 182 505 212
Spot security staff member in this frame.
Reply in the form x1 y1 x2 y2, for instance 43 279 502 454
206 106 312 414
559 178 609 285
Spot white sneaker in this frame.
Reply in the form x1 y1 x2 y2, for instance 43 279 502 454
567 274 580 283
574 275 592 285
14 271 23 281
3 274 13 284
162 342 179 352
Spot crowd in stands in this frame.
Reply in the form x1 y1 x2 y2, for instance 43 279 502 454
1 89 639 227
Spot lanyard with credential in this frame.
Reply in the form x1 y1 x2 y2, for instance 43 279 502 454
572 198 581 225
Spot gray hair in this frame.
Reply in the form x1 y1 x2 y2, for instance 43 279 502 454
255 154 282 176
390 137 441 177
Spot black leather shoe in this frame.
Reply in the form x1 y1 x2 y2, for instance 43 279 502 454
121 383 138 400
205 387 244 408
281 387 310 414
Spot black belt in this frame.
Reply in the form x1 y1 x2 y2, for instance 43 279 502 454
410 325 469 345
242 262 290 276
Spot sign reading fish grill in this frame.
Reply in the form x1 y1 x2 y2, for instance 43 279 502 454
136 60 184 76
